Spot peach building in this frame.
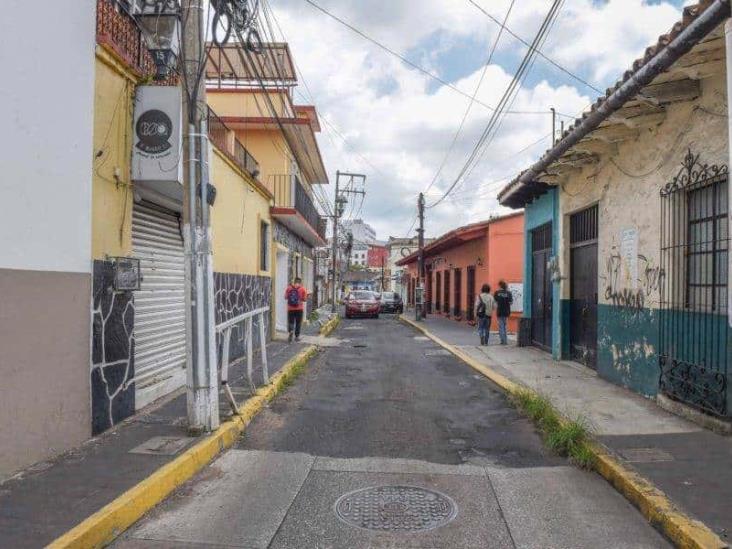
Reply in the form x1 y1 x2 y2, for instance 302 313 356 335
397 213 524 333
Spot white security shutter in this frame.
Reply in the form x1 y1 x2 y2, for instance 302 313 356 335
132 201 187 410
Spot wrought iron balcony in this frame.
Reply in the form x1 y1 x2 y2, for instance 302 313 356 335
207 106 260 179
271 174 327 243
96 0 177 83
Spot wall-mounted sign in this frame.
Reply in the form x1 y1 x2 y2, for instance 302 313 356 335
132 86 182 186
508 282 523 313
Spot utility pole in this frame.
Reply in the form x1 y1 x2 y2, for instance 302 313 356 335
330 171 366 313
182 0 218 434
416 192 425 321
381 255 385 292
550 107 556 145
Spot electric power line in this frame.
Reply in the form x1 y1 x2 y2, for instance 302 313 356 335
423 0 516 196
302 0 562 116
427 0 564 209
466 0 602 95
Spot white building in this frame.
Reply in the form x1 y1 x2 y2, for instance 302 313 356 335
341 219 376 245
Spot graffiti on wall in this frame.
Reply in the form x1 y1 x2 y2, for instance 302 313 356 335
91 260 135 435
602 230 665 312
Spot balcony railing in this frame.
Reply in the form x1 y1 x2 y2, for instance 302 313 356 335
207 106 260 179
96 0 177 84
271 175 326 241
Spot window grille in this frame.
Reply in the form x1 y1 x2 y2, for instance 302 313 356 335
659 150 729 416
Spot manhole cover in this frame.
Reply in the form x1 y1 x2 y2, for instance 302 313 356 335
334 485 457 532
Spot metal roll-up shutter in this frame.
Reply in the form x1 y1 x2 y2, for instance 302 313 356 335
132 200 187 410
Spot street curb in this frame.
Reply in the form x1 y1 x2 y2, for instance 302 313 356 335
48 316 340 549
399 315 727 549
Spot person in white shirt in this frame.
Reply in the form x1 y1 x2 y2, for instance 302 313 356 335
474 283 497 346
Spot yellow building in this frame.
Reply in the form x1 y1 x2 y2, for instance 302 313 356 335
89 4 275 435
206 43 329 334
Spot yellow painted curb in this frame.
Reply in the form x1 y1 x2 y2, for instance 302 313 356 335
47 326 337 549
399 315 727 549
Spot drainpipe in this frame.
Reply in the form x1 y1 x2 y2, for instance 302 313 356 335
726 17 732 327
500 0 731 204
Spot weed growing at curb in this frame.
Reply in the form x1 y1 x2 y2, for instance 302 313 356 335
511 388 596 469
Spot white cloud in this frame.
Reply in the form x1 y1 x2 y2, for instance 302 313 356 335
266 0 689 239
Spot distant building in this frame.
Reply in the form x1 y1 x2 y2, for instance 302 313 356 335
397 213 524 333
386 236 430 295
367 244 388 269
342 219 376 245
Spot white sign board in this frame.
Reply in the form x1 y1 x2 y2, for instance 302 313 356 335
620 228 638 289
132 86 182 186
508 282 523 313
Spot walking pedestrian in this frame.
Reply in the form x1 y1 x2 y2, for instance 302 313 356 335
474 283 496 346
285 277 308 343
494 280 513 345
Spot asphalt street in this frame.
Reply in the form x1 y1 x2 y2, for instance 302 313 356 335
115 316 669 548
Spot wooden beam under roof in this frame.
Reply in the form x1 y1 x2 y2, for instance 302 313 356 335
588 124 640 143
639 78 701 104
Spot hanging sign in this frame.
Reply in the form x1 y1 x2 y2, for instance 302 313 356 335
132 86 182 186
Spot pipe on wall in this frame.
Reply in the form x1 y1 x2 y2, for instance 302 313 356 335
725 17 732 327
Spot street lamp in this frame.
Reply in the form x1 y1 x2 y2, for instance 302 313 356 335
130 0 181 80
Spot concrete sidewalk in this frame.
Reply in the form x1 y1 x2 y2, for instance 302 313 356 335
410 314 731 545
0 332 317 549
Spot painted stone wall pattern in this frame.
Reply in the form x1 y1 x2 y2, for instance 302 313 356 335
91 260 135 435
214 272 272 360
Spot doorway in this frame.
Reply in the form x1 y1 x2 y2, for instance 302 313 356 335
453 268 462 318
569 205 598 369
531 223 553 350
466 266 476 321
276 249 289 333
443 270 450 314
435 271 442 313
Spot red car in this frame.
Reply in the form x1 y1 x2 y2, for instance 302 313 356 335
344 290 380 319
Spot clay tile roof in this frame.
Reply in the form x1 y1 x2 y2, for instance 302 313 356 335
497 0 720 204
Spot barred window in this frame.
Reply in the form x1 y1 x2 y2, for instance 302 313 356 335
686 179 728 311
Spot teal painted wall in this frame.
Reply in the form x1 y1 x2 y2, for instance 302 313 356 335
523 188 562 358
597 304 660 396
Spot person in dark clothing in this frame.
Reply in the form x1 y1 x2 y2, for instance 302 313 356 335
285 277 308 342
494 280 513 345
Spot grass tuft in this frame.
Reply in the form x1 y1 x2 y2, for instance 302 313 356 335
510 388 595 469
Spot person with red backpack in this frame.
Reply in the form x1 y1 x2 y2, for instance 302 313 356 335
285 277 308 342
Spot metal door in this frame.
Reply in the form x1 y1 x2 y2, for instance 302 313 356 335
453 268 462 317
132 200 187 410
466 266 476 321
569 206 599 368
531 223 553 349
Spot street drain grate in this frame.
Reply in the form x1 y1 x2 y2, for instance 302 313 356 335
620 448 674 463
424 349 451 357
334 485 457 532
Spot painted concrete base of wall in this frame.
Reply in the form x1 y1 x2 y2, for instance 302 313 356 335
0 267 92 479
657 394 732 435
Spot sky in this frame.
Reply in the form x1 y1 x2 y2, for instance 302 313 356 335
265 0 692 241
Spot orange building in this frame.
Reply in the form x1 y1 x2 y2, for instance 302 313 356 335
397 213 524 333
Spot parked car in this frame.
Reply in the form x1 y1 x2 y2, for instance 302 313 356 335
344 290 380 319
379 291 403 314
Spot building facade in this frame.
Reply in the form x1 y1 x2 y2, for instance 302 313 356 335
0 1 330 478
386 236 424 295
0 0 97 478
499 1 731 417
206 43 329 334
397 214 524 333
